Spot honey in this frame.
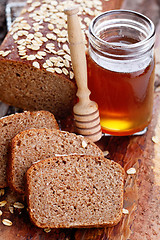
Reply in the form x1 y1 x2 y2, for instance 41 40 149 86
87 51 155 135
88 10 155 135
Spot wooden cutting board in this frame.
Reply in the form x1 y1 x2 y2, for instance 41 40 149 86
0 0 160 239
1 96 160 240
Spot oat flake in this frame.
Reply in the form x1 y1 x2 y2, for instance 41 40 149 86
13 202 25 209
126 167 136 175
123 208 129 214
33 61 40 69
152 136 160 144
0 200 7 207
103 150 109 157
44 228 51 233
9 206 14 214
2 219 13 226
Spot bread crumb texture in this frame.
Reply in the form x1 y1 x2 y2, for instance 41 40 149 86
9 128 103 194
26 155 124 228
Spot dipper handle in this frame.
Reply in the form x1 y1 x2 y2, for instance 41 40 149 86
65 6 102 142
64 6 91 108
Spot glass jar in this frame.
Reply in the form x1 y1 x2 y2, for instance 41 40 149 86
87 10 155 136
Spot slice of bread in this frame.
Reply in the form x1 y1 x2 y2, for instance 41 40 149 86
8 128 103 194
26 155 124 228
0 110 58 188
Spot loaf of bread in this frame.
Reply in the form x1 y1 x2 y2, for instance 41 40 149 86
0 110 58 188
26 155 124 228
8 128 103 194
0 0 106 119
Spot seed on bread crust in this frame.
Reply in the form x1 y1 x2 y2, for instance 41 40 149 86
13 202 25 209
1 0 104 81
0 200 7 207
2 219 13 226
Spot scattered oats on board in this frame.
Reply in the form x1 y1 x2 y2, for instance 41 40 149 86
44 228 51 233
2 219 13 226
103 150 109 157
152 136 160 144
0 200 7 207
155 86 160 92
123 208 129 215
13 202 25 209
126 167 136 175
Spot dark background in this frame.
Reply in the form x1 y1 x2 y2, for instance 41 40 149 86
0 0 7 44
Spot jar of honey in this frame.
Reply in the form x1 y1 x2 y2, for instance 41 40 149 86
87 10 155 136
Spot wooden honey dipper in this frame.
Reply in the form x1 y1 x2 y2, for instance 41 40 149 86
65 6 102 142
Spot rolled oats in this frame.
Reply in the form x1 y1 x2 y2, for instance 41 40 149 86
55 68 62 74
33 61 40 68
126 168 136 175
0 200 7 207
9 206 14 214
44 228 51 233
27 55 36 60
13 202 25 209
46 68 55 73
2 219 13 226
123 208 129 214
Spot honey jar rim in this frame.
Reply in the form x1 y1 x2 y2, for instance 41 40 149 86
89 9 155 52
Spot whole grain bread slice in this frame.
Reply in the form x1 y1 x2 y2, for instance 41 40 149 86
0 110 58 188
8 128 103 194
26 155 124 228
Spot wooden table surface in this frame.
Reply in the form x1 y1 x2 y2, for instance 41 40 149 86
0 0 160 239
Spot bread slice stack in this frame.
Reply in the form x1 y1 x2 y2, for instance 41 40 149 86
0 110 58 188
26 155 124 228
0 110 124 229
8 128 124 229
8 128 103 194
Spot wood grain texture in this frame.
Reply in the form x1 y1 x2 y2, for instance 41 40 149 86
1 92 160 240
